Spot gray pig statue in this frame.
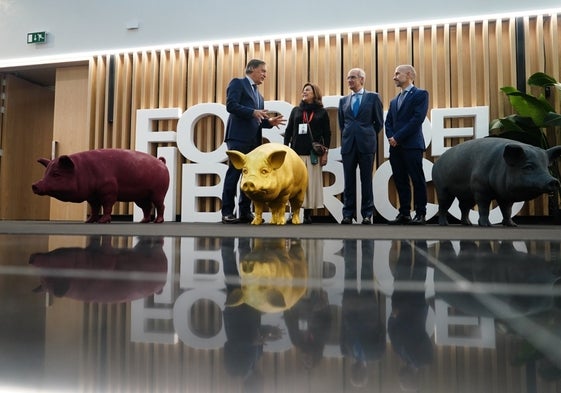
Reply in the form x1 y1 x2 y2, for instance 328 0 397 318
432 138 561 227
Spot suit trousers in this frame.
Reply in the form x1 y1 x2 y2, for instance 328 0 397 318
221 143 255 217
341 142 375 219
389 147 427 216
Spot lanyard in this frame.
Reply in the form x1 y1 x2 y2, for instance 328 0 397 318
302 111 314 124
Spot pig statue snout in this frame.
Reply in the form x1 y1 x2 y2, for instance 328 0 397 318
546 178 560 191
241 180 259 194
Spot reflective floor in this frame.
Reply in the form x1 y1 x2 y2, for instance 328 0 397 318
1 226 561 392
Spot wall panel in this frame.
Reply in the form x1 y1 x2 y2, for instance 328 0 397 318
50 66 90 221
0 75 54 219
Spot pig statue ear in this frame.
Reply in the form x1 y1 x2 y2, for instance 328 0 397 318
546 145 561 164
503 144 526 167
37 158 50 167
225 150 246 170
58 155 75 170
268 150 287 170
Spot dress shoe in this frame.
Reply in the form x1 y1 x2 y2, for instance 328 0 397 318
361 216 372 225
341 217 353 225
238 213 255 224
221 214 239 224
409 214 426 225
303 216 312 224
387 213 411 225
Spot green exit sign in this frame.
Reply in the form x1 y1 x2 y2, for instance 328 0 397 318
27 31 47 44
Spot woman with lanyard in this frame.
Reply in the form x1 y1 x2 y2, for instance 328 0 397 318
284 82 331 224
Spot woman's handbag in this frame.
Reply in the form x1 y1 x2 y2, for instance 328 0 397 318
308 120 328 166
319 147 328 166
312 142 328 166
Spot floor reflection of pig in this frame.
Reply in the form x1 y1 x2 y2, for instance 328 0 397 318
226 143 308 225
32 149 169 223
435 241 561 319
29 236 167 303
225 238 308 313
432 138 561 226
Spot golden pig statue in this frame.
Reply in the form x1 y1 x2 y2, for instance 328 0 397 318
225 238 308 314
226 143 308 225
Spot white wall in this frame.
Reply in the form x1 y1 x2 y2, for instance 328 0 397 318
0 0 559 67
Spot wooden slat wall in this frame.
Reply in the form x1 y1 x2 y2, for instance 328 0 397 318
79 12 560 219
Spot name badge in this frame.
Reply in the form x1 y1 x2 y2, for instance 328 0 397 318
298 123 308 135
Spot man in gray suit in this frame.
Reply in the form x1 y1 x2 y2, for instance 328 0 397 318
338 68 384 225
221 59 285 224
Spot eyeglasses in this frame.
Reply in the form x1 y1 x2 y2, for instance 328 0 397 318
347 75 362 80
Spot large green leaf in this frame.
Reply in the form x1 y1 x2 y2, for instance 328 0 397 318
528 72 558 87
490 114 537 131
543 112 561 127
500 88 554 125
489 115 548 148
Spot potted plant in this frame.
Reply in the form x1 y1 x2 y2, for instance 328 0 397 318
490 72 561 220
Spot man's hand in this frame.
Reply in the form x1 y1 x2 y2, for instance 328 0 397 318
253 109 270 123
268 114 286 128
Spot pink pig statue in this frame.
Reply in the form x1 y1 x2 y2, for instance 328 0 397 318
226 143 308 225
30 236 167 303
32 149 169 223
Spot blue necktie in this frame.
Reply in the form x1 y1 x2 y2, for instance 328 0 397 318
397 91 407 110
352 94 361 116
252 84 259 107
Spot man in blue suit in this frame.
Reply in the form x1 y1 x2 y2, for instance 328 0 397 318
221 59 285 224
338 68 384 225
385 64 429 225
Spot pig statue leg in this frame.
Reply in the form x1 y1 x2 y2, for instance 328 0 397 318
269 200 288 225
153 199 166 224
86 201 102 223
135 199 155 223
90 195 117 224
98 199 117 223
252 201 265 225
458 197 475 226
289 195 304 225
497 200 517 227
435 191 454 226
475 197 492 227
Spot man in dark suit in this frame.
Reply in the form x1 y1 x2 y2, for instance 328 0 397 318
221 59 285 224
338 68 384 225
385 64 429 225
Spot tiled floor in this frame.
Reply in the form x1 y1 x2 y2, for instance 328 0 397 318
1 222 561 392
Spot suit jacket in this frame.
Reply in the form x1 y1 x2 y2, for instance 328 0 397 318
338 91 384 155
384 86 429 150
224 77 272 150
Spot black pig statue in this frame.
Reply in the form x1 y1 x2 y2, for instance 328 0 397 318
432 138 561 226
